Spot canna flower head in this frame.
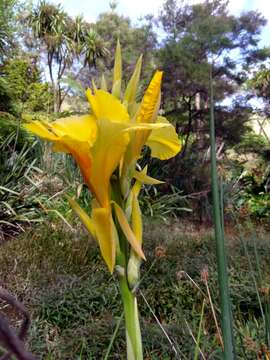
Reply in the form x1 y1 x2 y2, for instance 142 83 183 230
25 40 181 272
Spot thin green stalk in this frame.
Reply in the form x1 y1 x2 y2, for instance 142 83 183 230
220 177 225 235
209 65 234 359
251 232 263 284
251 232 270 347
194 299 206 360
265 302 270 348
119 275 143 360
240 235 265 322
104 312 124 360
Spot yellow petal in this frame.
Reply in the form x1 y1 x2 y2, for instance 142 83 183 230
24 121 58 141
112 201 145 260
92 207 116 273
101 73 108 91
25 117 96 192
112 39 122 98
63 140 94 192
66 196 95 237
136 71 162 124
146 116 181 160
86 89 129 123
51 115 97 144
134 169 164 185
89 119 130 207
122 67 164 170
122 121 170 171
123 55 142 108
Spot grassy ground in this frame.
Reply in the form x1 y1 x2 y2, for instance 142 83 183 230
0 218 269 359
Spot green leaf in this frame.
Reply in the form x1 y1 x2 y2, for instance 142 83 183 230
66 196 95 237
112 39 122 98
124 55 142 108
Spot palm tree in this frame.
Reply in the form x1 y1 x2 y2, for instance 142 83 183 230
29 1 109 112
30 1 67 111
83 28 109 69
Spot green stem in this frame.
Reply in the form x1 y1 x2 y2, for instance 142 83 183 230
209 65 235 359
119 275 143 360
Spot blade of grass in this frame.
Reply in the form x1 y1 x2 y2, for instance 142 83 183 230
239 234 265 322
184 319 206 360
201 270 223 350
103 312 124 360
0 186 20 196
194 299 206 360
251 231 270 347
209 65 234 359
139 289 181 359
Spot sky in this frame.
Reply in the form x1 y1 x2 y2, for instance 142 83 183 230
42 0 270 46
45 0 268 22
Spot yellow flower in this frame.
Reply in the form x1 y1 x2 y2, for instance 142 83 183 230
24 41 181 273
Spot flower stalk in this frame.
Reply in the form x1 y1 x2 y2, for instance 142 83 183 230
119 273 143 360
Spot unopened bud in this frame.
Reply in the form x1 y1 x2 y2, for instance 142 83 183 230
127 253 141 289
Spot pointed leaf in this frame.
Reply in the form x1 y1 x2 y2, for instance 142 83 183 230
134 169 164 185
112 202 145 260
112 39 122 98
101 73 108 91
124 55 142 107
66 196 95 237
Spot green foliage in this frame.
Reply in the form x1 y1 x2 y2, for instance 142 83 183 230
2 57 40 95
0 76 15 114
225 128 270 220
247 66 270 115
0 129 43 239
140 185 191 220
234 131 268 155
0 112 21 143
247 67 270 100
234 167 270 219
245 193 270 218
25 82 52 112
0 57 53 114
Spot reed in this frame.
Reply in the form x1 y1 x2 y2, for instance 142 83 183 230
209 66 235 359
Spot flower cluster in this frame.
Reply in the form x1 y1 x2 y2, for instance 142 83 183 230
25 41 181 273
